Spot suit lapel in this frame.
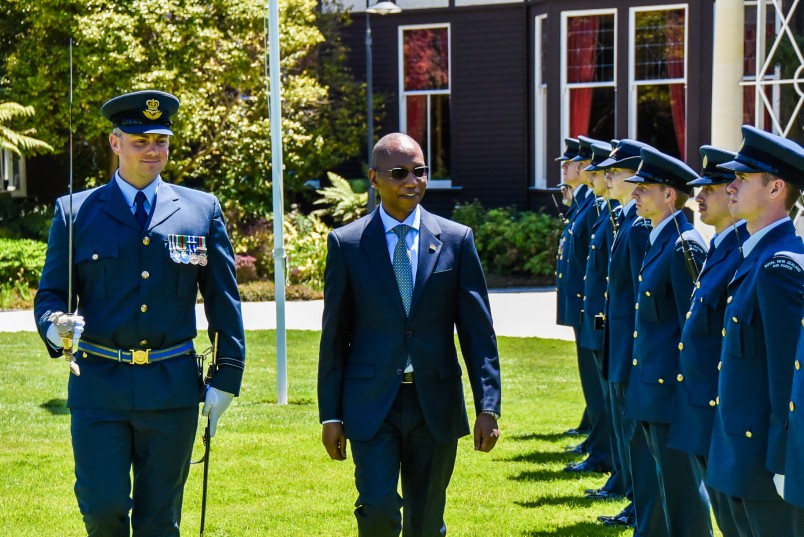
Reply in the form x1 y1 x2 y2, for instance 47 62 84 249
98 180 139 230
410 209 442 315
361 211 408 318
640 222 674 274
148 183 181 230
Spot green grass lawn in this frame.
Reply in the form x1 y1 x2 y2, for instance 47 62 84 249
0 331 719 536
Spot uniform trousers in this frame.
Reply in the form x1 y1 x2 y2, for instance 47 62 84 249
71 406 198 537
690 454 742 537
350 383 458 537
574 331 612 469
591 350 623 494
725 493 804 537
641 422 713 537
611 382 667 537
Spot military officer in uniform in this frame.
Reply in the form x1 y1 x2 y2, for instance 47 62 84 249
667 146 747 536
596 139 657 532
578 141 623 498
564 136 614 475
707 125 804 536
554 138 591 439
34 90 246 537
781 315 804 509
625 147 712 537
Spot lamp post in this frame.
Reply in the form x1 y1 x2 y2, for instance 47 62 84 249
366 0 402 212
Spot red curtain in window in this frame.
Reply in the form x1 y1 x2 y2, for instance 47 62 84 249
568 16 599 137
665 11 686 160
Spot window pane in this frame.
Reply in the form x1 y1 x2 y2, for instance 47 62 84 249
567 15 615 83
406 94 427 148
430 94 451 179
569 86 615 139
634 9 685 81
403 28 449 91
636 84 685 159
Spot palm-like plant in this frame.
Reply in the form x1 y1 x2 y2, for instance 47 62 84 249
0 102 54 155
313 172 368 225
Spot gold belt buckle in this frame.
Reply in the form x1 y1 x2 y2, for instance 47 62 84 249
131 349 150 365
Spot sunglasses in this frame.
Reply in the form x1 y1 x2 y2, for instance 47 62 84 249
374 166 429 179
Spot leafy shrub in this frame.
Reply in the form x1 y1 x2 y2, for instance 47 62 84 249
235 254 259 283
312 172 367 225
452 200 561 278
0 197 53 241
0 237 47 287
228 207 331 291
237 280 323 302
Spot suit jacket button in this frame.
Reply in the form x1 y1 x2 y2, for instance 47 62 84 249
559 274 563 279
727 295 733 304
658 378 664 384
791 401 796 412
92 253 99 260
677 374 684 382
635 303 639 310
732 317 739 323
722 328 727 337
632 358 638 366
140 304 148 313
709 400 716 407
633 331 638 338
142 236 151 246
638 275 643 282
745 431 752 438
796 360 801 370
678 342 684 350
576 293 581 298
718 361 722 371
716 396 720 405
140 340 148 346
645 291 651 297
141 271 150 279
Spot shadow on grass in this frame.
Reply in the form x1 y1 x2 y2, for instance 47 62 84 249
515 495 623 509
41 398 69 415
522 520 630 536
509 468 608 482
504 450 581 464
509 432 570 442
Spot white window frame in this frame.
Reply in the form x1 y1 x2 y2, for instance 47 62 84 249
627 4 689 140
398 23 452 188
534 14 548 188
560 8 618 143
0 150 27 197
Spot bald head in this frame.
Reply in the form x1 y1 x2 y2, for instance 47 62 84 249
372 133 423 168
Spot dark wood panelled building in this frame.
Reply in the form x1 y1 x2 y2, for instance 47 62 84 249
338 0 744 215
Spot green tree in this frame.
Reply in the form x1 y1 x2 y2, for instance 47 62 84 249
0 0 367 218
0 102 53 155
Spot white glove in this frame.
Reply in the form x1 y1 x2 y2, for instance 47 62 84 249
201 386 234 438
773 474 785 499
46 312 85 352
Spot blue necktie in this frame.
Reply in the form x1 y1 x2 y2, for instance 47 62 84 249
134 191 148 230
392 224 413 315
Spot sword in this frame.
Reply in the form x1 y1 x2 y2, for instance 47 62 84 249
64 37 79 377
193 331 219 537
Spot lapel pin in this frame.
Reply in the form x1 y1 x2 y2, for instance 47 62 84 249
429 243 437 253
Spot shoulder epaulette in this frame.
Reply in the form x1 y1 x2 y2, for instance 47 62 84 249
633 217 651 229
763 251 804 273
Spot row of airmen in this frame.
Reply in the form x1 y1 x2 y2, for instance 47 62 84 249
553 125 804 536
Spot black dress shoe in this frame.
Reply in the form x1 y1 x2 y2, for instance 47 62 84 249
564 443 586 454
563 427 590 436
602 515 635 527
563 460 611 473
584 488 624 500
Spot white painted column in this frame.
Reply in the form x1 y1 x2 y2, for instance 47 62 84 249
710 0 744 150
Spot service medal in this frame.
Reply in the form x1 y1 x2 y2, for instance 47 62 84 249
169 234 182 263
188 236 200 264
197 236 208 266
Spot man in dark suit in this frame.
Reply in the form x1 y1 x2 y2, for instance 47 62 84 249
596 139 656 532
707 125 804 535
317 133 502 536
667 146 747 536
34 90 245 536
625 147 711 537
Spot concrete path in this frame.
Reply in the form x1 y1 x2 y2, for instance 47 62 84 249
1 288 573 341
